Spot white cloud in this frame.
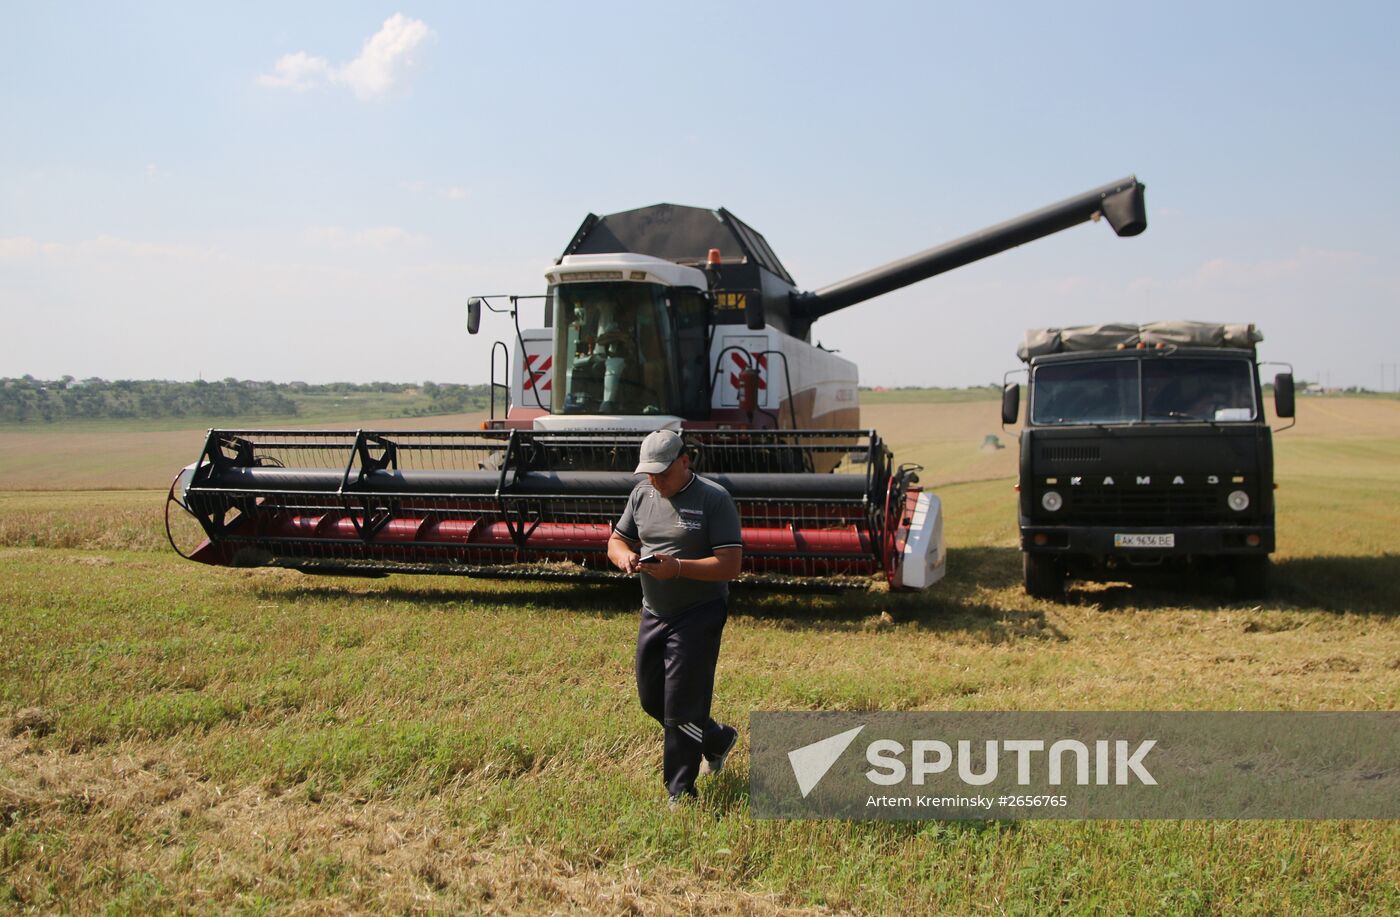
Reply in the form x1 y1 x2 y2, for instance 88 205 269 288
402 180 468 202
0 237 40 259
1193 248 1374 288
337 14 432 99
0 234 214 261
257 15 431 99
301 226 423 249
256 51 333 91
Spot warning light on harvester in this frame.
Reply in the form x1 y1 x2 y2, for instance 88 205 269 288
707 247 722 266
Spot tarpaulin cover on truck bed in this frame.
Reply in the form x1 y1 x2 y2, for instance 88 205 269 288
1018 321 1263 361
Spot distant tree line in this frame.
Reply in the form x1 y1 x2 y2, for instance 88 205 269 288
418 380 492 415
0 376 491 423
0 376 298 422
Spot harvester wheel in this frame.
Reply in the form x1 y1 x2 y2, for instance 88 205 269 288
1023 552 1064 599
1234 555 1270 600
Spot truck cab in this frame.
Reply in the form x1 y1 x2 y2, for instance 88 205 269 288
1003 322 1295 598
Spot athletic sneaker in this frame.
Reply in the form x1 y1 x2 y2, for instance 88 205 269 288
700 724 739 777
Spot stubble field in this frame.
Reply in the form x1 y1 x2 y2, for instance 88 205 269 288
2 395 1398 913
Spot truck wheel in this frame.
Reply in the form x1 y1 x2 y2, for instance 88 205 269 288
1023 553 1064 599
1234 556 1270 599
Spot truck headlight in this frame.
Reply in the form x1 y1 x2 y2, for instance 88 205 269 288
1041 490 1063 512
1227 490 1250 511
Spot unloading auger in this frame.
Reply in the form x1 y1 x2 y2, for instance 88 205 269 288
168 176 1147 590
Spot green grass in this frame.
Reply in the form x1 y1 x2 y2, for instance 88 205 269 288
0 491 171 551
2 542 1397 912
1 398 1399 911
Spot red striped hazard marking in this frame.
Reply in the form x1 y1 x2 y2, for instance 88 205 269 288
728 351 768 390
525 354 552 392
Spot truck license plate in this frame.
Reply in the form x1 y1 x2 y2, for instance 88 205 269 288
1114 533 1175 548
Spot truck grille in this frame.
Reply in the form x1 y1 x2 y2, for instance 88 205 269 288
1067 486 1227 523
1040 445 1101 462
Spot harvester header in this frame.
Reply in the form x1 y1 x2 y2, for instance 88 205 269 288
172 427 937 589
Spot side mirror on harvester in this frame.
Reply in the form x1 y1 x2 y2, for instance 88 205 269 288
466 298 482 335
745 296 766 331
1274 373 1295 418
1001 383 1021 424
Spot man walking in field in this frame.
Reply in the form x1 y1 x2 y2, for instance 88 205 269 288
607 430 742 805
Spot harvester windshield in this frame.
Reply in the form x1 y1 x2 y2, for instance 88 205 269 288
551 282 708 416
1032 357 1258 426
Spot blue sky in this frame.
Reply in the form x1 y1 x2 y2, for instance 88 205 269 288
3 2 1397 388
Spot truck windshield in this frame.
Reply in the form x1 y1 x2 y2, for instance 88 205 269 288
1032 357 1257 425
1143 358 1256 422
550 282 680 415
1031 360 1138 425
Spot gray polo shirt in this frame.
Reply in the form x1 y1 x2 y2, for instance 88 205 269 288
614 473 743 617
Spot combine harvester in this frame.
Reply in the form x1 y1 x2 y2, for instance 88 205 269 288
168 177 1147 590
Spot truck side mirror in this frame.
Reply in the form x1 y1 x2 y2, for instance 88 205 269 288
745 296 766 331
1001 383 1021 424
467 298 482 335
1274 373 1295 418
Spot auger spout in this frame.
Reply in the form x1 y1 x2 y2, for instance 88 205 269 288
790 176 1146 333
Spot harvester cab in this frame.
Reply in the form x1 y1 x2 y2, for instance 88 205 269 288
473 204 862 434
546 258 713 422
169 177 1147 592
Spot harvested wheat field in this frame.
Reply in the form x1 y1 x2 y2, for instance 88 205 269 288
2 396 1398 913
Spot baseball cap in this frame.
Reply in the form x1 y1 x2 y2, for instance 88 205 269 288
634 429 685 474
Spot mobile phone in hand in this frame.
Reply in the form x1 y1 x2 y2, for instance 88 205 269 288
637 554 661 565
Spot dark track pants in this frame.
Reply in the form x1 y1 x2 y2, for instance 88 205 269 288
635 597 730 798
